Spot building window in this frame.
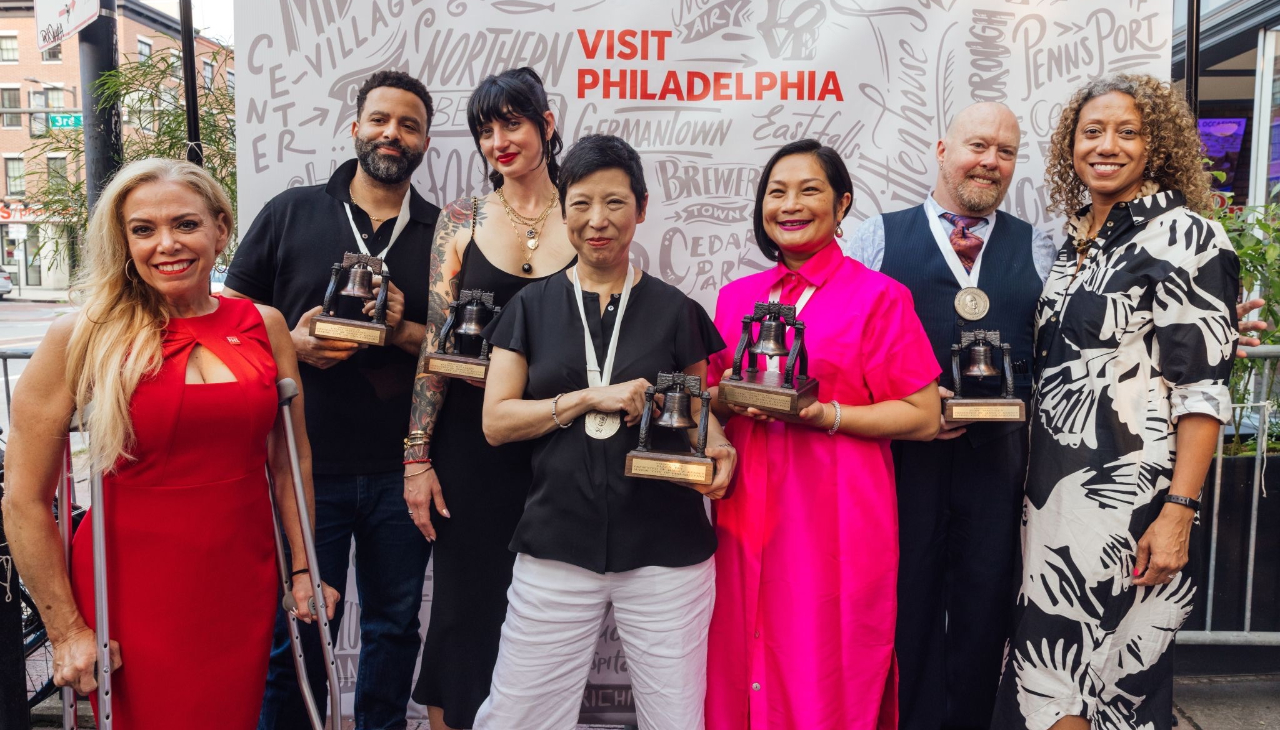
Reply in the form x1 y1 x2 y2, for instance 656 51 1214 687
203 59 214 88
138 38 152 60
226 71 235 91
0 36 17 63
42 43 62 62
28 90 47 137
170 49 182 81
1 89 19 129
47 156 67 185
6 158 25 197
45 87 64 110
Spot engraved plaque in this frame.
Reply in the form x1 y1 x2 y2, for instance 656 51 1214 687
627 456 713 485
310 318 387 346
719 383 795 413
427 357 488 379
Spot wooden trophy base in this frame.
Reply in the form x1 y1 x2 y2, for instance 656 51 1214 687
718 371 819 416
944 397 1026 422
425 352 489 381
625 450 714 485
309 315 389 346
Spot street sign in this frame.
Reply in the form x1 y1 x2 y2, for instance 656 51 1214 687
49 114 82 129
34 0 102 52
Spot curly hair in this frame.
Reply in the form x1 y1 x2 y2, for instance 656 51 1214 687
1045 73 1213 217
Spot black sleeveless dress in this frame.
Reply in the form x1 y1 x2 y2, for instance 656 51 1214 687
412 208 571 728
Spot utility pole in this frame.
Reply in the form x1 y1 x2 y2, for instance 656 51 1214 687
179 0 203 166
78 0 122 214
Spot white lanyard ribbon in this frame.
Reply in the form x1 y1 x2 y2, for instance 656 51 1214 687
343 187 412 274
765 280 816 373
573 265 636 388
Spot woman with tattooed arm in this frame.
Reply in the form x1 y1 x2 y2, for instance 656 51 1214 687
402 67 577 730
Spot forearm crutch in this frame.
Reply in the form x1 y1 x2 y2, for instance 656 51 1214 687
57 442 76 730
87 430 113 729
273 378 343 729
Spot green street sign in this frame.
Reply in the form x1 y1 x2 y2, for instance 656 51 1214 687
49 113 82 129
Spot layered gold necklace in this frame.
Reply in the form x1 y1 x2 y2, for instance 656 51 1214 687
497 187 559 274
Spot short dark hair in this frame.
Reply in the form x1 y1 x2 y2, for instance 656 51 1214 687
752 139 853 263
356 70 434 131
557 135 647 215
467 67 563 189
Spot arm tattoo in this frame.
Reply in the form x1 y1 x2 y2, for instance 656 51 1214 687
406 199 469 460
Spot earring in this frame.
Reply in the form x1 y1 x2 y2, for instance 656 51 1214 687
123 259 138 284
836 225 845 238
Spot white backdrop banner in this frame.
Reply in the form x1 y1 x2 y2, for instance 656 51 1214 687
234 0 1172 724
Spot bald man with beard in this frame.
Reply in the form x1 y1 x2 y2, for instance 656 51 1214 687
844 103 1057 730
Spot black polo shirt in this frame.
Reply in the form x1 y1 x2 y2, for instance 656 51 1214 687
484 271 725 574
226 159 441 475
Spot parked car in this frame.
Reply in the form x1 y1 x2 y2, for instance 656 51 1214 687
0 270 11 298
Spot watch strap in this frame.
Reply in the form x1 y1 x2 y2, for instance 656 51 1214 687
1164 494 1200 512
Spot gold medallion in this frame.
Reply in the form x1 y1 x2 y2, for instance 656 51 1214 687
954 287 991 321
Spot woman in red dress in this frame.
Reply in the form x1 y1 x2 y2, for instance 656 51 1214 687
2 158 339 729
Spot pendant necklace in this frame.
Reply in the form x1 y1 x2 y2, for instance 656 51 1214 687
498 187 558 274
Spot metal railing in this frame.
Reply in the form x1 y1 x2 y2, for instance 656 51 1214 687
1180 345 1279 646
0 346 35 424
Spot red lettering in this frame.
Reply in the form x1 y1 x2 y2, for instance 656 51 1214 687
577 29 605 59
578 68 600 97
688 71 710 101
659 70 684 101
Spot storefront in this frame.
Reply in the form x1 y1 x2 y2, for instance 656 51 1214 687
1174 0 1280 205
0 202 71 296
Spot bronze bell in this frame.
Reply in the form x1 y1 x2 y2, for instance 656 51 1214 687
655 388 698 429
340 266 375 300
963 342 1000 378
455 299 493 338
750 318 790 358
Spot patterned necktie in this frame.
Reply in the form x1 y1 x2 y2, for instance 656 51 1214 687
940 212 986 273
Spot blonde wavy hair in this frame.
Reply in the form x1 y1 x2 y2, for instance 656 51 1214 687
66 158 233 473
1045 73 1213 217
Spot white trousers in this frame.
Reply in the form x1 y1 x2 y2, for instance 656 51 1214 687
473 554 716 730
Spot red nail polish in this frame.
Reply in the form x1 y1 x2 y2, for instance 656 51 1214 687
1133 568 1141 576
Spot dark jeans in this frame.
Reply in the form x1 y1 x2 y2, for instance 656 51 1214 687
258 471 431 730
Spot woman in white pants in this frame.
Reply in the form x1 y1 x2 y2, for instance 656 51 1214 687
475 133 737 730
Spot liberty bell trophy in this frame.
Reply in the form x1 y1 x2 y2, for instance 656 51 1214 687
944 330 1026 422
309 252 391 346
625 372 715 485
718 301 819 415
424 289 501 381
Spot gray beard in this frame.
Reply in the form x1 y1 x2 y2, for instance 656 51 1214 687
943 166 1004 214
354 137 423 185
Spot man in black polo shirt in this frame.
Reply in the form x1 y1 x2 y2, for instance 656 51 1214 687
224 70 440 730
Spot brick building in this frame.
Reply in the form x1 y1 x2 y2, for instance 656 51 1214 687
0 0 232 298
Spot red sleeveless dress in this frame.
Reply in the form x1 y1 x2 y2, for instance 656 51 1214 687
70 296 280 728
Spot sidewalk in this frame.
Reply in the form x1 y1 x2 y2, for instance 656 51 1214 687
3 288 69 304
1175 674 1280 729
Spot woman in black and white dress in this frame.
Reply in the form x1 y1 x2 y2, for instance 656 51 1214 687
992 74 1238 730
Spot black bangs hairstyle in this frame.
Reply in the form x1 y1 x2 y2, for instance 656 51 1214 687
356 70 434 129
556 134 647 216
752 139 853 263
467 67 563 189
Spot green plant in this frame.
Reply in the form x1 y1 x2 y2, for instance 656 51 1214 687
1211 178 1280 456
22 45 236 271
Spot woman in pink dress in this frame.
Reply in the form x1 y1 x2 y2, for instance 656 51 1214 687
706 139 942 730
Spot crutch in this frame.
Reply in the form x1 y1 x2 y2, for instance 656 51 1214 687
271 377 343 730
57 442 76 730
78 408 113 729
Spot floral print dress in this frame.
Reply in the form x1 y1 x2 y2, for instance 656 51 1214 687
992 189 1239 730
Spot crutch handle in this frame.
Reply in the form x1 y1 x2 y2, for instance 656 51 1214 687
277 378 300 407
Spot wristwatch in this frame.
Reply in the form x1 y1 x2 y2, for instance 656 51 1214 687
1163 494 1200 512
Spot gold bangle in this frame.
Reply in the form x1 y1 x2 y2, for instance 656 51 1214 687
403 465 433 478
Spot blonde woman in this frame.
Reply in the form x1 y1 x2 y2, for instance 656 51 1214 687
1 159 338 729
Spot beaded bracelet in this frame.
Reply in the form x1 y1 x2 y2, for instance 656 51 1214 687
827 401 842 436
552 393 572 429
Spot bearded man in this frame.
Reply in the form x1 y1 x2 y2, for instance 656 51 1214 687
844 102 1056 730
224 70 441 730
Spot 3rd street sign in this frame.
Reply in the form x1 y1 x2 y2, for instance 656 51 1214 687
34 0 102 53
49 113 83 129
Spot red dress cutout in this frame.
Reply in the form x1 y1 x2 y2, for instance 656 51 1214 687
71 296 280 729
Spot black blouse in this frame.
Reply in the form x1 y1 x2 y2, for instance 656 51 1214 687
484 270 726 574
